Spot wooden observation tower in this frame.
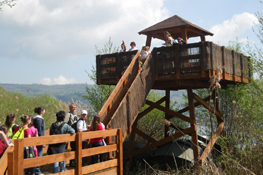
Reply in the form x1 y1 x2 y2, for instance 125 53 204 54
96 15 251 165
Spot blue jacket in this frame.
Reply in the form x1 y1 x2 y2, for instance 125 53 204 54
33 115 45 137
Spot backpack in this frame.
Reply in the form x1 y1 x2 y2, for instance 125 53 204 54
71 119 83 133
12 127 28 140
0 139 7 158
49 122 66 148
50 122 65 135
7 124 19 138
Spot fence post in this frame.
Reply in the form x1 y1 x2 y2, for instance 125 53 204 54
107 128 114 160
117 129 123 175
76 133 82 175
14 139 24 175
8 151 14 175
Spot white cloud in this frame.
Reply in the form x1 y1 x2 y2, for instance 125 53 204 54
207 12 259 45
0 0 168 61
40 75 78 85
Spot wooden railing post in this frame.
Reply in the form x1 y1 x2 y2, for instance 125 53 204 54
14 139 24 175
117 129 123 175
7 151 14 175
76 133 82 175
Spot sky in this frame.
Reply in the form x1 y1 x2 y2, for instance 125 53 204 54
0 0 261 85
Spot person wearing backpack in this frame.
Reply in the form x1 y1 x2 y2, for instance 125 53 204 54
13 115 37 174
5 113 19 138
32 107 45 175
65 103 78 166
77 110 88 166
50 110 75 173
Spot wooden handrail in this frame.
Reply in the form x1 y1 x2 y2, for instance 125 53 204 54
0 128 123 175
100 50 141 125
0 146 14 175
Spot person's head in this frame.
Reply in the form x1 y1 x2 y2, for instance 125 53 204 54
91 114 101 131
20 115 31 125
130 42 136 49
145 46 150 52
56 110 66 122
5 113 16 127
69 103 76 113
34 107 45 115
164 31 171 39
141 46 146 51
177 37 183 45
0 125 9 135
81 110 88 120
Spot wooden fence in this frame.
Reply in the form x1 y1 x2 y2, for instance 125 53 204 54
0 129 123 175
96 42 251 85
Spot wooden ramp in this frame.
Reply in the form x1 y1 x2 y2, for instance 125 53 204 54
98 50 156 140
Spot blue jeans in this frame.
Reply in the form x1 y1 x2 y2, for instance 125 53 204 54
51 146 66 173
35 146 43 175
91 141 104 164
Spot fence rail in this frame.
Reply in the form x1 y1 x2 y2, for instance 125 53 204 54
0 129 123 175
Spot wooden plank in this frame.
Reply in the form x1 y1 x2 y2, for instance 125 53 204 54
107 133 114 159
130 128 194 158
52 169 75 175
0 146 13 175
168 95 211 120
135 128 157 143
82 159 118 174
14 139 24 175
76 133 82 175
165 89 170 137
7 149 14 175
165 119 210 144
117 129 123 175
0 150 8 175
89 167 117 175
199 122 224 164
100 51 140 124
146 34 152 47
193 93 223 121
82 144 117 157
23 133 76 147
81 129 118 140
187 88 199 162
23 151 75 168
145 100 194 124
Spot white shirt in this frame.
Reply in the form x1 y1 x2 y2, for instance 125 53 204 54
129 47 138 51
77 120 87 132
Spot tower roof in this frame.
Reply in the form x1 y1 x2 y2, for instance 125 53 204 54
139 15 213 40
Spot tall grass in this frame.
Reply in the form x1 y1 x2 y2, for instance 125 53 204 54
0 87 68 128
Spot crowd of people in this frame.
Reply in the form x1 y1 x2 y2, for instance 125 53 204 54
0 103 105 174
120 31 186 65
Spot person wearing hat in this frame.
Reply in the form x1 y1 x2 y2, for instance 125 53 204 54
77 109 88 166
128 41 138 51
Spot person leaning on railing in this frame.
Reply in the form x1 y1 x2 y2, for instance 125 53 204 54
77 110 88 166
88 114 105 164
162 31 174 47
0 125 14 158
49 110 75 173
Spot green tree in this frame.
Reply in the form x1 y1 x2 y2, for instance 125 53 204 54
79 37 118 114
0 0 16 11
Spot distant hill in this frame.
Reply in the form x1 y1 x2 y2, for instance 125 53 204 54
0 83 186 108
0 83 91 105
